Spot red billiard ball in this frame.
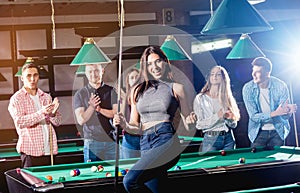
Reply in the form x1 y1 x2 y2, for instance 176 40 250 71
70 170 76 177
98 165 104 172
16 168 21 174
105 172 112 177
75 169 81 176
220 150 226 156
70 169 80 177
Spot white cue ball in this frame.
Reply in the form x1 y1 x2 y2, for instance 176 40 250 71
91 166 98 172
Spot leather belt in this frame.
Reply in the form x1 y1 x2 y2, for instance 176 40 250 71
123 130 141 137
205 130 228 136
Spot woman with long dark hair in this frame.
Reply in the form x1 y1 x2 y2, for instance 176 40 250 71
113 45 195 193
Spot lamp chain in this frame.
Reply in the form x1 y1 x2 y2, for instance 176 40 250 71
51 0 56 49
117 0 125 27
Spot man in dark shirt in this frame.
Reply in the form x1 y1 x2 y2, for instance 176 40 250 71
74 64 117 162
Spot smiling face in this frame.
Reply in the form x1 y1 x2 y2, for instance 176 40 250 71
85 64 104 85
252 65 269 85
146 53 166 80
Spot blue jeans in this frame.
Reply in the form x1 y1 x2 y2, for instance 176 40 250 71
121 132 141 159
201 131 235 152
123 122 180 193
251 130 284 148
83 139 116 162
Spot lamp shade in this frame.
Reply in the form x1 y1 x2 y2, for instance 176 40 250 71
0 72 6 82
70 38 111 66
160 35 191 61
75 65 86 75
201 0 273 35
134 60 140 70
15 57 49 79
226 34 265 59
15 57 34 77
15 68 22 77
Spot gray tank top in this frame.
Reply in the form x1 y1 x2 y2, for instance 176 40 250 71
136 81 179 124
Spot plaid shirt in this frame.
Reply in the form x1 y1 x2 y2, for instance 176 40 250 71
8 87 61 156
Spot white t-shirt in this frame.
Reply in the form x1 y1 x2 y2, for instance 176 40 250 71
259 88 275 130
30 94 50 155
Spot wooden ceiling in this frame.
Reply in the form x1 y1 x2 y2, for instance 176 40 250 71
0 0 221 18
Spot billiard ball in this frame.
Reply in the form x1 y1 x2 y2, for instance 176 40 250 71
75 168 81 176
70 169 80 177
121 169 127 175
70 170 76 177
220 150 226 156
16 168 21 174
174 165 181 170
239 157 246 164
105 172 112 177
58 176 66 182
91 166 98 172
118 171 122 176
251 147 256 153
98 165 104 172
45 175 53 181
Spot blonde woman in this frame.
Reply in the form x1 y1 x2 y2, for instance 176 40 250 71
193 65 240 152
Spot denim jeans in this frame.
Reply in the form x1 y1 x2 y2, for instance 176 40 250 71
201 131 235 152
251 130 284 148
83 139 116 162
123 122 180 193
121 133 141 159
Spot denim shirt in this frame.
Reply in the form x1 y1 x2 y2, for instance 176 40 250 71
242 76 292 143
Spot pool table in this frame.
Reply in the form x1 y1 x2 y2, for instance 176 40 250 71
0 135 201 193
5 146 300 193
0 139 84 193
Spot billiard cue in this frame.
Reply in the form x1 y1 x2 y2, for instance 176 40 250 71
49 125 54 166
115 0 124 192
289 81 299 147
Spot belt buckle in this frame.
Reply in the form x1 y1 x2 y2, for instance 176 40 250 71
219 131 227 136
206 131 217 136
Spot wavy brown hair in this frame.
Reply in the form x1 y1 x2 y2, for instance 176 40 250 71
133 45 174 103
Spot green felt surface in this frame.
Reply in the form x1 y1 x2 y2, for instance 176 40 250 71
170 146 300 170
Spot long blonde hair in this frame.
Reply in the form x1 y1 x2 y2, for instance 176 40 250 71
200 65 240 121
